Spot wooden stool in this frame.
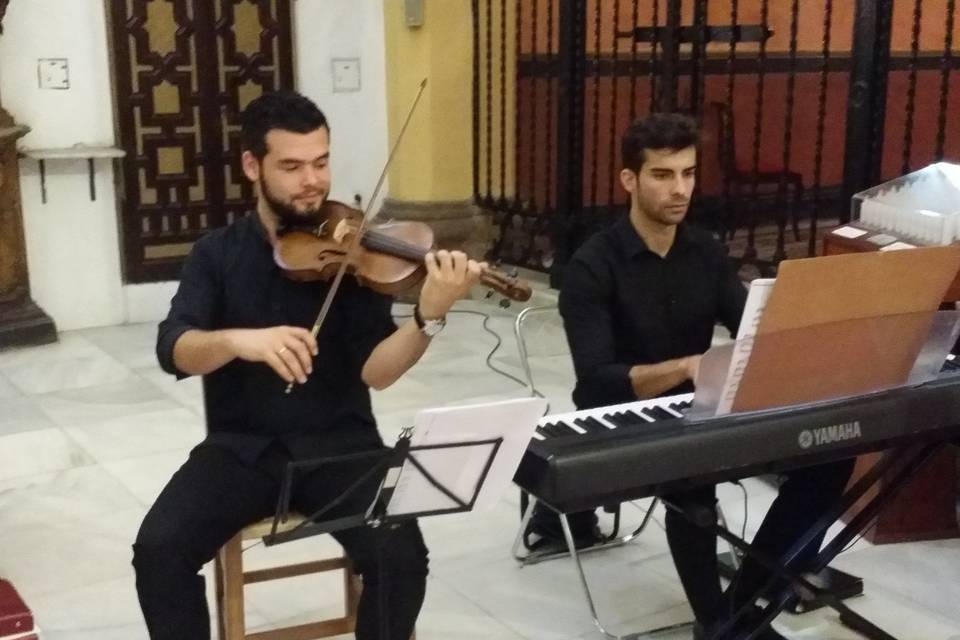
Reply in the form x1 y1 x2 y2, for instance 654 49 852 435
214 514 361 640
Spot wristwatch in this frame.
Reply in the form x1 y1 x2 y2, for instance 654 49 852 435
413 304 446 337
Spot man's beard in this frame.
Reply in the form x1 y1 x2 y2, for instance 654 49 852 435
655 201 690 223
634 192 689 226
260 178 326 229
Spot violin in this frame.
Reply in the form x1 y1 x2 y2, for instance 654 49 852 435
273 199 532 302
279 79 522 394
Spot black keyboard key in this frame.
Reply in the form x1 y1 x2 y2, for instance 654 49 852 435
602 412 629 429
550 421 580 437
640 407 663 422
618 410 655 428
588 416 614 432
648 405 675 420
614 412 638 427
600 412 619 426
540 423 564 438
535 425 553 439
574 416 609 433
588 416 614 431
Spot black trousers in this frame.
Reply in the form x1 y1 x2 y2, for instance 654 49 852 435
663 459 855 627
133 441 428 640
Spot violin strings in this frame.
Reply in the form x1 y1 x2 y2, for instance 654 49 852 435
360 230 428 261
360 229 511 284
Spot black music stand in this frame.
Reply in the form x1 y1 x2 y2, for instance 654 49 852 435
262 396 547 546
263 428 502 545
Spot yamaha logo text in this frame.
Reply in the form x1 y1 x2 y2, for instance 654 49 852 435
798 421 862 449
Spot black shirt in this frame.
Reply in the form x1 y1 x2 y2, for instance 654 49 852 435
558 215 747 410
156 213 397 463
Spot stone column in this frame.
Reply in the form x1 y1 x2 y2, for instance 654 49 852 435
0 106 56 348
380 0 495 259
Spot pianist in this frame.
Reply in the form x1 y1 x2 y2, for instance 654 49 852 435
553 112 854 639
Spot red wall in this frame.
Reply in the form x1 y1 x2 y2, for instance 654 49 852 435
510 0 960 208
514 69 960 207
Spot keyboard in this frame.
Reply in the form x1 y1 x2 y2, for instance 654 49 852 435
515 369 960 513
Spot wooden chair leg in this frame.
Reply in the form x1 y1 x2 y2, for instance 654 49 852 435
218 532 246 640
215 530 413 640
214 551 227 640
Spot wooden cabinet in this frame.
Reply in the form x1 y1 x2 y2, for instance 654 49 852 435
822 230 960 301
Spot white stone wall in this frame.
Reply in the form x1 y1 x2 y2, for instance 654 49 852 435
294 0 390 212
0 0 123 331
0 0 389 330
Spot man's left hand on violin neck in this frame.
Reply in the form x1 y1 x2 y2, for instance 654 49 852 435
418 250 487 319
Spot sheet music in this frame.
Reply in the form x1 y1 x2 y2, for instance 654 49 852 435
386 397 547 516
715 278 775 415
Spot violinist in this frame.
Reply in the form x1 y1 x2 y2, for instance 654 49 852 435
132 90 485 640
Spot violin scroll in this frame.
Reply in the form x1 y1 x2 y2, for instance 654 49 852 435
479 267 532 302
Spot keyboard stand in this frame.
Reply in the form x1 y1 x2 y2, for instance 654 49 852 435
686 442 943 640
515 441 940 640
717 552 864 613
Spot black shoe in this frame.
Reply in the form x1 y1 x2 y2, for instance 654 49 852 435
525 533 566 555
526 526 604 553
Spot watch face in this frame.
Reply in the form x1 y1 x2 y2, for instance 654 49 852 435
422 319 445 337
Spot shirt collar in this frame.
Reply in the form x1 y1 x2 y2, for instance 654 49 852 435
612 214 693 259
247 210 274 248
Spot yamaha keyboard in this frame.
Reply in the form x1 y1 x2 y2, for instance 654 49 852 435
514 365 960 513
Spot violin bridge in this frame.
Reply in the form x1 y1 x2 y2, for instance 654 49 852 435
333 219 351 243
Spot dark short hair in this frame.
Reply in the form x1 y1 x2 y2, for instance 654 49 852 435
621 113 699 172
240 90 329 159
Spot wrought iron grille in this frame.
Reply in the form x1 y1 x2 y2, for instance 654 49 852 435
475 0 960 282
109 0 294 283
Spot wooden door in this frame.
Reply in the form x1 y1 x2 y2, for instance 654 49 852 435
109 0 294 282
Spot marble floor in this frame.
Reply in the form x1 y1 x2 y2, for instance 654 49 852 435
0 298 958 640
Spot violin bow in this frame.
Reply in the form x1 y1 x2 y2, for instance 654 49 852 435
286 78 428 394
